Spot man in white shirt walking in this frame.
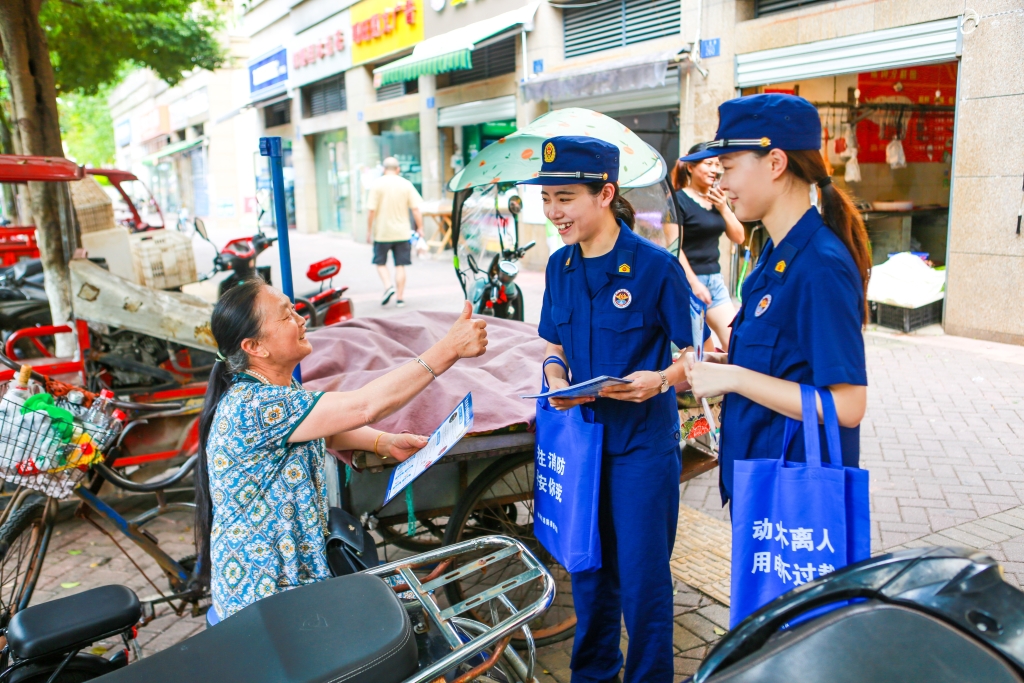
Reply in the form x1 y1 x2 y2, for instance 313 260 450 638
366 157 424 307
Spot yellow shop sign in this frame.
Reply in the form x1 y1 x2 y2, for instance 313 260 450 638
352 0 424 65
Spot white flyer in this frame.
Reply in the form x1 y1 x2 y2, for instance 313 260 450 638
382 393 474 508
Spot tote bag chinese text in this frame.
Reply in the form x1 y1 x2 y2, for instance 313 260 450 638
533 360 604 574
729 385 870 627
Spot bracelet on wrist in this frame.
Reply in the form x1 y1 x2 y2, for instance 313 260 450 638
374 432 388 460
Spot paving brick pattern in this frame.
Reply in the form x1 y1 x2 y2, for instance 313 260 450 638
17 326 1024 680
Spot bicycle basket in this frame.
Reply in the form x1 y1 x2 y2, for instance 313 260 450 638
0 382 112 499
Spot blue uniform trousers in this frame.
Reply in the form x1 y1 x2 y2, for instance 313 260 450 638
570 443 681 683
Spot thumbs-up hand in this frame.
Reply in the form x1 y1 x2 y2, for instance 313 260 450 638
443 301 488 359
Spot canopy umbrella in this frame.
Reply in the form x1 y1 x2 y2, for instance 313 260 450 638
447 108 662 192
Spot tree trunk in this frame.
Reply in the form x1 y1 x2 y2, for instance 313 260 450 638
0 0 76 356
0 100 21 222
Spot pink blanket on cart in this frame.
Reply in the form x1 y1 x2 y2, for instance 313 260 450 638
302 311 545 438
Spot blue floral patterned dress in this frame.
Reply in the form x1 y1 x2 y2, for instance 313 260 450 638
207 373 330 618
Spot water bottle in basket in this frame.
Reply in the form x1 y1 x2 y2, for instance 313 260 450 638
83 389 114 429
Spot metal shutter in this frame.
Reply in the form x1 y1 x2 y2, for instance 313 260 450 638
376 81 407 101
736 18 959 87
564 0 680 59
449 37 517 86
304 76 346 118
755 0 831 18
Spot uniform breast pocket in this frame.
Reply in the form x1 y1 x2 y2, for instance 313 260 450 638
552 306 574 358
594 311 645 373
733 321 779 375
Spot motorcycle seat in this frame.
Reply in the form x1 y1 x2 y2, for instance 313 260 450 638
93 573 418 683
6 585 141 660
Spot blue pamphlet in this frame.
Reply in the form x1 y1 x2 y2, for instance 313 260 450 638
520 376 631 400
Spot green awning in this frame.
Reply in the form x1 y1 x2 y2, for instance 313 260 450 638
142 137 205 166
378 50 473 86
374 2 538 87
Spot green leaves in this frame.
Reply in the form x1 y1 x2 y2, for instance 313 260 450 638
40 0 225 95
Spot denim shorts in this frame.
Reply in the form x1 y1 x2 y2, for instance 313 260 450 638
696 272 731 309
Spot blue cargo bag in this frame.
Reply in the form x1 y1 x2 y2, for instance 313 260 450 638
729 385 870 628
533 358 604 574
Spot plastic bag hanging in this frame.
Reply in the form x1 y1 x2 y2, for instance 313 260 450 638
845 148 862 183
885 137 906 169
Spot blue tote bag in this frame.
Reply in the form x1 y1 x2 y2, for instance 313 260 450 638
729 385 870 628
533 359 604 574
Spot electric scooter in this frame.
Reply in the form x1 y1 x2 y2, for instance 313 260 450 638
0 536 554 683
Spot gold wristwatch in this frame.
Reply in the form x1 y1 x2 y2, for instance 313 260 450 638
658 370 669 393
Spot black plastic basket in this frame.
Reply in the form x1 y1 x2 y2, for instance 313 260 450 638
874 300 943 333
0 384 112 499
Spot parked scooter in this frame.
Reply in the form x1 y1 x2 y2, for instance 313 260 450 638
691 546 1024 683
192 218 353 327
0 536 554 683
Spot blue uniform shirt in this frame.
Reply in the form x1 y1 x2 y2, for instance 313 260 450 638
719 207 867 503
539 221 701 457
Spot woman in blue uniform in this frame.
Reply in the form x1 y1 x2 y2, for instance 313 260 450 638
682 94 871 505
524 136 703 683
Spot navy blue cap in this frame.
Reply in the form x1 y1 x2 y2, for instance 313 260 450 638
518 136 619 185
680 94 821 162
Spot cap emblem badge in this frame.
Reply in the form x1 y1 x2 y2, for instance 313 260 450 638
755 294 772 317
544 142 556 163
613 289 632 309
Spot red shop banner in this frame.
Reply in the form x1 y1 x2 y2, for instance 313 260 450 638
856 62 957 164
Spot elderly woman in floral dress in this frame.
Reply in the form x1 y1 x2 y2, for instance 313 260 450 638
195 279 487 619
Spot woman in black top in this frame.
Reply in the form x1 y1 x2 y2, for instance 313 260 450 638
672 146 745 349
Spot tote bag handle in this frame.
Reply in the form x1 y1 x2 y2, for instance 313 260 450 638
541 356 569 393
781 385 843 467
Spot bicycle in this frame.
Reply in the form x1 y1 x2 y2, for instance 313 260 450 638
0 367 205 644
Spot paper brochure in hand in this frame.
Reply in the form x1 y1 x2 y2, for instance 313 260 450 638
519 376 631 400
382 393 473 507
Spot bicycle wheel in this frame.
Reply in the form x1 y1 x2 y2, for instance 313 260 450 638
443 451 576 647
378 514 449 553
0 496 48 625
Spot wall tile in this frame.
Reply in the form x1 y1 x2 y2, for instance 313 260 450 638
944 252 1024 340
873 0 964 31
959 11 1024 100
797 2 875 43
947 176 1024 257
952 94 1024 178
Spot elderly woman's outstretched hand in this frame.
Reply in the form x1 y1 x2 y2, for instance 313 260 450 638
443 301 488 359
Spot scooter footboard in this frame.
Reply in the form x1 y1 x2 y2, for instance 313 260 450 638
362 535 554 683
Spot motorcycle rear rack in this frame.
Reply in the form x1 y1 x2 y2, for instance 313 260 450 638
363 535 554 683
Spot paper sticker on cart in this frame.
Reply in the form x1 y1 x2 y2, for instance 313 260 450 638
382 393 474 508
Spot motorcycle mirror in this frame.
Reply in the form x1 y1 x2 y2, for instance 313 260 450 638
194 218 211 242
507 195 523 216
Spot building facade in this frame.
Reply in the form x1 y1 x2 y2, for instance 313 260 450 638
109 0 1024 345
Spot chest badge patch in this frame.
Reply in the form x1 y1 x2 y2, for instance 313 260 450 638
774 260 787 273
613 289 632 309
755 294 772 317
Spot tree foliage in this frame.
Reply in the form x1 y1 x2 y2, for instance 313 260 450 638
58 89 115 167
40 0 225 96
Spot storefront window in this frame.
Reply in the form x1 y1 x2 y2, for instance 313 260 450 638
314 130 351 234
253 140 296 230
150 161 180 217
461 120 516 167
377 116 422 194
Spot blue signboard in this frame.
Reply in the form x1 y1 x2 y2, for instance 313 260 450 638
700 38 721 59
248 48 289 95
533 59 544 74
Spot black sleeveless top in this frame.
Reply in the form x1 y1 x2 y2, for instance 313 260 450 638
676 190 727 275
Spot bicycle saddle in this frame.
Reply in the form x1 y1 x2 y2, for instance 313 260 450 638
7 585 141 660
94 573 418 683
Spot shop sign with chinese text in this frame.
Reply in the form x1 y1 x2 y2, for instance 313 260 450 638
289 10 353 87
351 0 423 65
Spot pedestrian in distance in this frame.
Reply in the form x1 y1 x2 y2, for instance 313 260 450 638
525 136 705 683
681 93 870 507
366 156 424 308
671 149 746 350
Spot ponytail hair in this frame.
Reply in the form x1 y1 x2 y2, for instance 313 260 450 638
584 181 636 230
757 148 872 326
194 279 266 585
